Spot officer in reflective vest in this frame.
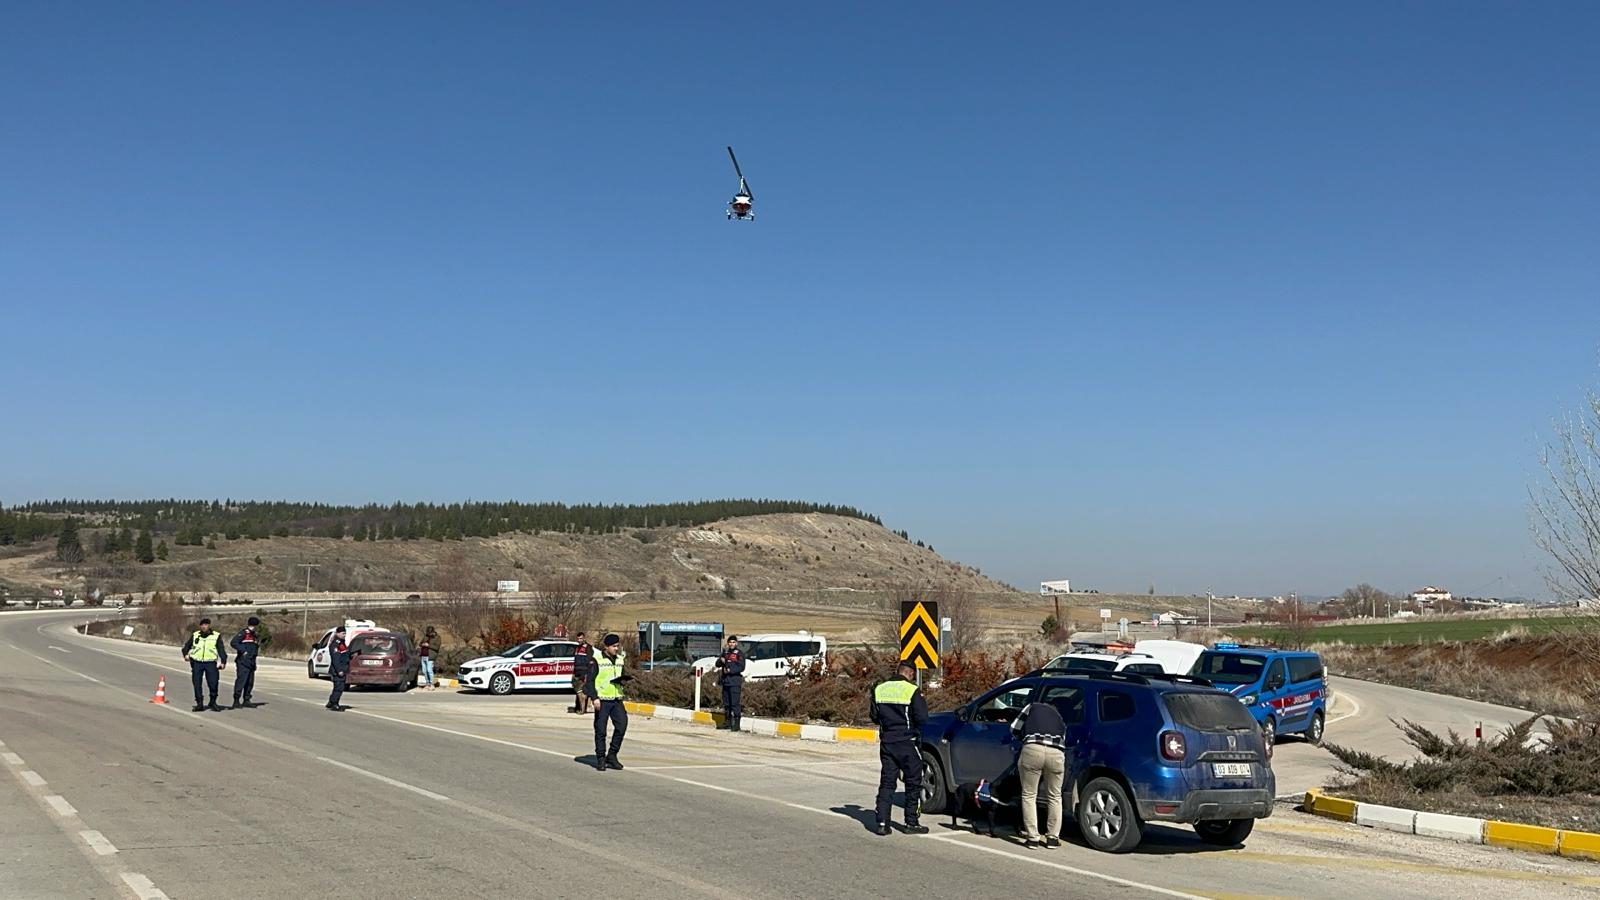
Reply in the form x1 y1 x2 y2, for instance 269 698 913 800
180 618 228 712
590 634 630 771
714 635 745 731
870 660 929 835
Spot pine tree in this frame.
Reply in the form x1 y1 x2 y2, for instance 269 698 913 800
105 528 123 554
118 527 134 552
353 524 368 542
136 530 155 564
155 540 169 560
56 517 85 563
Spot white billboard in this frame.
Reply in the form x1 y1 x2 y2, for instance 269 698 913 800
1040 580 1072 594
496 580 520 593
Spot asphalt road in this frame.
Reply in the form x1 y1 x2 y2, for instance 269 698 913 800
3 610 1598 900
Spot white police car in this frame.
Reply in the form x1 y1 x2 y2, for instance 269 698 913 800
457 639 581 695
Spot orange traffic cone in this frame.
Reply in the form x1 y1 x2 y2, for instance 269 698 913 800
150 675 169 704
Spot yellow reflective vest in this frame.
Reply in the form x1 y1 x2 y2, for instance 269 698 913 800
187 630 222 662
592 648 626 700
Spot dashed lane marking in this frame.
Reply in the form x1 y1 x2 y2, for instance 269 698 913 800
120 872 170 900
45 794 77 816
316 756 450 801
80 829 118 856
20 769 47 787
3 751 24 765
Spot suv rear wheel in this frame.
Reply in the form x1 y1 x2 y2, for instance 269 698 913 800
1195 818 1254 846
307 661 317 680
1261 716 1277 751
488 671 515 696
1077 776 1142 853
919 750 949 815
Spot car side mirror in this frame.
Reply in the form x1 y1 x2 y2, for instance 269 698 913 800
522 653 536 660
955 704 972 722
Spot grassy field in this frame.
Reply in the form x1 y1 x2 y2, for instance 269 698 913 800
1234 615 1598 646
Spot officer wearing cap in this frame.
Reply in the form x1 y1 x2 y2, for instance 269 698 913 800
714 634 746 731
590 634 630 771
326 625 359 711
229 616 262 709
870 660 929 835
180 618 228 712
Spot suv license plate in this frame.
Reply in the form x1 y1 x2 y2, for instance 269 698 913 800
1212 763 1251 778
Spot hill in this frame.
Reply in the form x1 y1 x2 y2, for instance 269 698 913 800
0 512 1010 598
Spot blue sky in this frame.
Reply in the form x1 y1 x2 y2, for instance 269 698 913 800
4 3 1598 598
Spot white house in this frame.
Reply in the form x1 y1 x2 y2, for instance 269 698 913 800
1411 586 1453 607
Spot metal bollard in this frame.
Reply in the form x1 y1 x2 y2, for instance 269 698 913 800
693 667 702 711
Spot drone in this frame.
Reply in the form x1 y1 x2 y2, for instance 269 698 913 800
726 146 754 220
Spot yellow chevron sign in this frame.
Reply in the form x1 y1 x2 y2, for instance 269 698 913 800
899 601 940 669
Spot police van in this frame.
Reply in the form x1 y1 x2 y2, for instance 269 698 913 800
692 632 827 680
1189 643 1329 749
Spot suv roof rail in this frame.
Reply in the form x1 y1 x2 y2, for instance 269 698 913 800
1028 668 1154 686
1142 673 1214 688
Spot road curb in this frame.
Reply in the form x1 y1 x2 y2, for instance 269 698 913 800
622 701 877 743
1303 790 1600 860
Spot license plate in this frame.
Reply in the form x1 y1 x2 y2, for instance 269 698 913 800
1212 763 1251 778
361 659 384 666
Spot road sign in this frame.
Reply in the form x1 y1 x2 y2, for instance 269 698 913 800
899 600 940 669
1099 608 1111 620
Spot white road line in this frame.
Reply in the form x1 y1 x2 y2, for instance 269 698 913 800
79 829 118 856
120 872 170 900
2 751 23 765
48 645 72 653
1328 688 1362 726
629 761 863 770
316 757 450 801
923 832 1210 899
21 769 47 787
44 794 77 816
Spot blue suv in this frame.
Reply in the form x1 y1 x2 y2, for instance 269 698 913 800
1189 645 1328 749
918 670 1275 853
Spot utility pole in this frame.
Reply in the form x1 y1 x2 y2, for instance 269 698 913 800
1206 591 1214 629
298 563 320 636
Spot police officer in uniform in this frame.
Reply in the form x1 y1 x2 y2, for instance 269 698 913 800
181 618 228 712
590 634 630 771
870 660 929 835
714 635 745 731
229 616 262 708
570 632 593 714
326 625 359 711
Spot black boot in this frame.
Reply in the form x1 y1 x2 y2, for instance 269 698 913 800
605 752 624 770
731 715 741 732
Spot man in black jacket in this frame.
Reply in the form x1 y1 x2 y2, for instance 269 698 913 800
714 635 745 731
229 617 262 709
869 661 929 835
570 633 593 714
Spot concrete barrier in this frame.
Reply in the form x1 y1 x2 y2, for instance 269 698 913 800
1305 791 1600 861
1414 811 1484 844
622 701 877 743
1355 802 1416 834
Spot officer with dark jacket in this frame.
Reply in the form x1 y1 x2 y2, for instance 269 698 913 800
570 633 593 714
714 635 746 731
229 617 262 709
325 626 360 711
870 661 929 835
180 618 228 712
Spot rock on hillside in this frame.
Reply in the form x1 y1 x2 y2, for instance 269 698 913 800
7 513 1010 596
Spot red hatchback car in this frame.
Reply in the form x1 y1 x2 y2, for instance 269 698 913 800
344 630 421 691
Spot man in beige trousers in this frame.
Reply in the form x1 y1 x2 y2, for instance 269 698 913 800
1010 699 1068 848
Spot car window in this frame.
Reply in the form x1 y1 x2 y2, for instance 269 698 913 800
1164 692 1259 731
497 641 537 658
1264 660 1288 690
1039 685 1085 725
1063 657 1117 672
972 684 1035 723
743 641 783 661
1098 691 1136 722
313 631 331 650
1122 663 1164 675
779 640 822 657
1288 656 1324 683
1191 652 1267 685
351 635 398 654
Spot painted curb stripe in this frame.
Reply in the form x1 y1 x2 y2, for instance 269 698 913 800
1559 829 1600 861
622 701 880 743
1303 791 1357 822
1485 820 1560 854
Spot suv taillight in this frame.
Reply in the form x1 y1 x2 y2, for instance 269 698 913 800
1160 730 1186 761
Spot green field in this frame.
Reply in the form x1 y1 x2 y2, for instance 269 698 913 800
1231 615 1597 647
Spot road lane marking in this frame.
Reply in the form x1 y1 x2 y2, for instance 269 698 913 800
48 645 72 653
21 769 47 787
3 751 23 765
79 829 118 856
629 761 864 770
316 756 450 801
45 794 77 816
1327 688 1361 726
923 831 1210 899
120 872 170 900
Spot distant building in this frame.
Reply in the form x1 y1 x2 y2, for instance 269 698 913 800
1040 580 1072 594
1411 586 1453 607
